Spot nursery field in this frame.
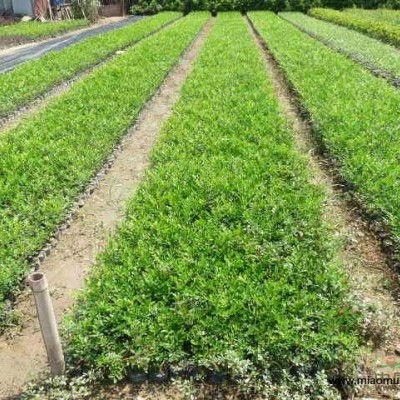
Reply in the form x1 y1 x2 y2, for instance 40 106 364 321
0 19 89 39
0 20 89 47
65 11 358 387
249 11 400 251
1 7 400 399
310 7 400 47
344 8 400 24
280 11 400 84
0 12 180 118
0 12 208 310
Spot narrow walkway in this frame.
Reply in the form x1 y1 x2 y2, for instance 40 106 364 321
0 18 213 399
0 16 144 74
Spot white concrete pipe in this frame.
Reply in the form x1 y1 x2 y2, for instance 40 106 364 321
27 271 65 377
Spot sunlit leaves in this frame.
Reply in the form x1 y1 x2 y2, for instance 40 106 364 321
0 13 209 311
250 11 400 244
310 8 400 47
0 12 180 117
65 12 359 385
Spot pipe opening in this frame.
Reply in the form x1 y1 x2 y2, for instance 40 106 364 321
27 271 47 291
30 272 44 282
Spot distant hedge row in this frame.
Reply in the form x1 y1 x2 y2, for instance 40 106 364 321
130 0 399 14
131 0 316 14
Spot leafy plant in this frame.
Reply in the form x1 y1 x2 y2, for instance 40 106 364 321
0 12 180 118
309 7 400 47
344 8 400 23
0 13 209 322
21 369 101 400
71 0 100 21
0 19 89 40
249 12 400 304
131 0 166 14
280 11 400 84
64 12 359 394
130 0 323 15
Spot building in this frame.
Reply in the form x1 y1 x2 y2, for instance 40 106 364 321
0 0 38 16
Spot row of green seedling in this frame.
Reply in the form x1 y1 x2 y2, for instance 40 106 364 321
0 13 209 316
280 12 400 86
0 19 89 44
310 8 400 48
249 12 400 264
0 12 180 118
344 8 400 25
64 12 359 394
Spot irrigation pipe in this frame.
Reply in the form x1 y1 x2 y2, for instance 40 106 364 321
26 271 65 377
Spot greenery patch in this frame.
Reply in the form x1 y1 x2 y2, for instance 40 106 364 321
310 8 400 47
0 12 180 118
0 19 89 40
65 12 359 396
249 12 400 277
0 12 209 317
280 12 400 84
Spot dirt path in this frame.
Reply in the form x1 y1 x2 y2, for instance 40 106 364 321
246 15 400 400
0 18 213 400
0 16 144 73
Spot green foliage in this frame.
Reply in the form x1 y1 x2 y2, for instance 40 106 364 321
344 8 400 21
131 0 165 14
71 0 101 21
21 369 101 400
129 0 400 13
280 12 400 83
130 0 206 14
130 0 323 15
0 20 89 40
384 0 400 9
248 12 400 283
0 12 180 118
0 308 21 335
310 7 400 47
21 369 343 399
65 12 359 392
0 13 209 316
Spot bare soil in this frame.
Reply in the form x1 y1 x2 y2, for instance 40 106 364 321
246 15 400 400
0 18 214 400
